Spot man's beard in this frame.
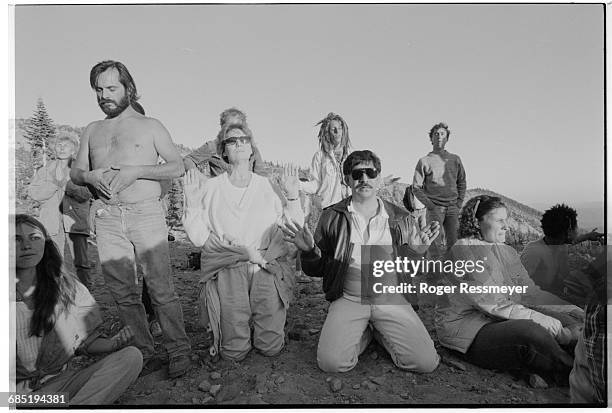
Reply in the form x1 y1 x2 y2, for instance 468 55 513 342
98 95 130 117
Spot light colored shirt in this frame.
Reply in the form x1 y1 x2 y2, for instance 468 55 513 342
183 172 304 249
16 281 97 392
300 150 349 209
343 198 393 299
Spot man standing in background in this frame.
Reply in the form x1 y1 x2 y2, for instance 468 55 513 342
412 122 466 254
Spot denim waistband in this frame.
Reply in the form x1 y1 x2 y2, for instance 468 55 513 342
93 196 161 208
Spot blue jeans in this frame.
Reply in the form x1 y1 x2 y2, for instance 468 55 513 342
426 204 459 255
92 198 190 360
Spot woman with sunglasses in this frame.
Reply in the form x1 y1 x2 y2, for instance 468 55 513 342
434 195 584 387
182 123 304 361
15 214 142 405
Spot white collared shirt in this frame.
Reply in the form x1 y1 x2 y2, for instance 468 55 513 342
343 198 393 299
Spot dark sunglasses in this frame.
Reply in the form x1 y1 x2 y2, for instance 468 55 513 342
351 168 379 180
223 136 252 147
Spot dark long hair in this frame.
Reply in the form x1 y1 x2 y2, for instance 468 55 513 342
16 215 75 336
90 60 140 105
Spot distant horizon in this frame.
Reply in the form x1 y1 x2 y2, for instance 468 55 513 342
11 114 605 215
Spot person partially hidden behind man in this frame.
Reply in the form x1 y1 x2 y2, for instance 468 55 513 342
183 107 265 176
70 60 191 377
282 150 441 373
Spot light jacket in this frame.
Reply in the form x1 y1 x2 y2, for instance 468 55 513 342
299 150 350 210
434 237 582 353
28 160 92 236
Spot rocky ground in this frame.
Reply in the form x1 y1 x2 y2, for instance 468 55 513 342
78 234 574 407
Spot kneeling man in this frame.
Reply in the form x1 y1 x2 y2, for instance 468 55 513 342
283 150 440 373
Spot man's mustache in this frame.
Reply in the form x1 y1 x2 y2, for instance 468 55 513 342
99 99 117 105
357 183 372 189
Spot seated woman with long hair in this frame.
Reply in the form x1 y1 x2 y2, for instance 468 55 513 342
434 196 584 386
14 214 142 405
182 123 303 361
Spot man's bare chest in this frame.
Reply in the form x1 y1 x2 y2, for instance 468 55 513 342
89 125 154 160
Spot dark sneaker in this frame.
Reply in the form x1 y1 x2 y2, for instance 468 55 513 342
139 356 164 377
168 354 192 378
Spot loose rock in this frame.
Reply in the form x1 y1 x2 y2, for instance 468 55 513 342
352 384 361 390
210 384 222 396
330 378 343 392
275 376 285 384
198 380 212 392
528 374 548 389
210 372 222 380
369 375 386 385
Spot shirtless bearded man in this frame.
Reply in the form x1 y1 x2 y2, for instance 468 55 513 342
71 60 191 377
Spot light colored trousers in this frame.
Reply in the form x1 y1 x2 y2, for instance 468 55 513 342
35 346 142 405
317 295 440 373
216 264 286 361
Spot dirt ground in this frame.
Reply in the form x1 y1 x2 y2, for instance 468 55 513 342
79 233 572 407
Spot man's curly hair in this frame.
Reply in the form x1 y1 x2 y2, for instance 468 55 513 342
315 112 352 164
458 195 506 239
429 122 451 140
540 204 577 239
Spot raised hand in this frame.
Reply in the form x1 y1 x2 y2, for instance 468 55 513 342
383 174 401 185
580 228 605 243
109 165 141 194
86 166 112 198
280 163 299 200
280 220 315 252
408 220 441 255
111 325 134 351
183 168 206 208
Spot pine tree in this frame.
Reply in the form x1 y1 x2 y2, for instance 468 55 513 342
166 179 184 230
23 98 57 170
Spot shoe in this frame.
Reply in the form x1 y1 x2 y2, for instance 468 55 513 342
168 234 175 242
168 354 192 378
295 270 313 283
139 356 164 377
149 320 163 337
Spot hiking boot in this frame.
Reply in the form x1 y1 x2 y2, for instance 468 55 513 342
168 354 192 378
139 356 164 377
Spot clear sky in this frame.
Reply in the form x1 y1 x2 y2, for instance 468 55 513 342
13 3 605 207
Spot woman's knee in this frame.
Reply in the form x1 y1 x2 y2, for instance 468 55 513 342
117 346 143 375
